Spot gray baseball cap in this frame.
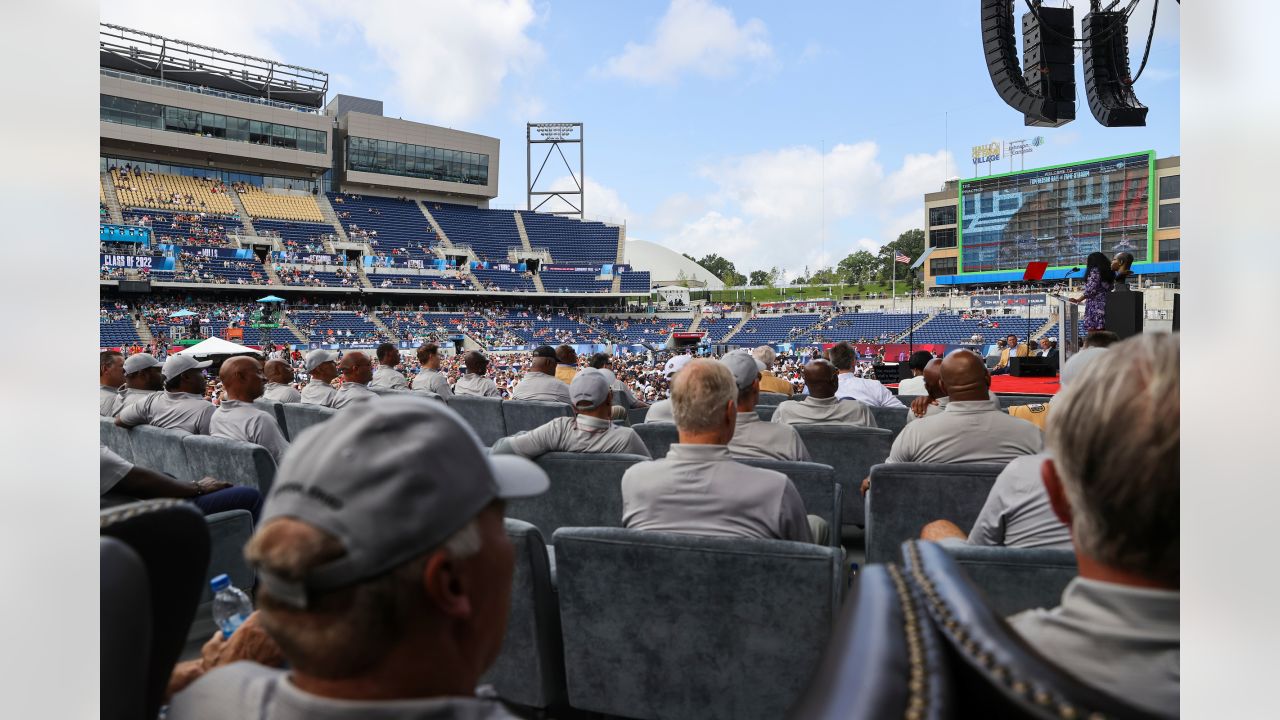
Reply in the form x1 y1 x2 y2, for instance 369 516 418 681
257 396 549 609
161 353 211 381
569 369 611 410
305 349 338 372
720 351 762 391
123 353 161 375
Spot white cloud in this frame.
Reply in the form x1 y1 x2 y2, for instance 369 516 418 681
596 0 772 84
101 0 544 125
535 177 633 225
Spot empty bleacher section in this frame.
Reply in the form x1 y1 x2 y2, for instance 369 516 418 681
329 193 439 260
909 314 1048 344
698 316 742 343
472 266 537 292
539 269 612 294
124 210 241 247
289 311 382 343
252 219 339 251
734 313 822 344
100 316 142 347
618 270 651 293
235 186 325 223
795 312 927 344
366 270 473 291
428 203 521 262
1041 319 1086 342
518 211 620 265
110 168 236 215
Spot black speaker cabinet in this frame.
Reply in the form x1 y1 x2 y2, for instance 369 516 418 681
1105 288 1143 340
1010 356 1055 377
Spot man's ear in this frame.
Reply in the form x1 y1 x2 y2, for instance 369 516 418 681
422 550 473 621
1041 458 1073 527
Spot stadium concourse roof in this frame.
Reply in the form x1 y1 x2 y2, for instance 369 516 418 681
625 239 725 291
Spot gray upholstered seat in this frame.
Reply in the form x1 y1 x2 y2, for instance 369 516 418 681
632 422 679 459
189 509 257 641
737 458 841 547
626 406 649 426
869 403 910 440
129 425 196 481
757 391 790 406
792 425 893 532
935 543 1077 616
445 395 507 445
369 386 414 397
482 519 565 711
864 463 1005 564
101 416 134 462
553 527 844 720
181 435 277 494
502 400 573 436
755 405 778 421
252 398 290 440
101 537 151 720
281 402 337 442
506 452 649 539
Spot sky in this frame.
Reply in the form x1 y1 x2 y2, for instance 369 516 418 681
101 0 1180 280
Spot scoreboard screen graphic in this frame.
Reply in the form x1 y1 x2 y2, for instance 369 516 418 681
957 151 1153 274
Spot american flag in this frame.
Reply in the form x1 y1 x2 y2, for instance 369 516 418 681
894 251 911 264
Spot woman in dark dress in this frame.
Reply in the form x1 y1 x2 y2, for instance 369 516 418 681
1071 251 1115 335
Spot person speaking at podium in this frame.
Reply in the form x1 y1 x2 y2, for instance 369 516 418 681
1069 252 1115 339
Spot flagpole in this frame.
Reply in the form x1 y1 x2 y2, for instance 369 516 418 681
892 256 897 311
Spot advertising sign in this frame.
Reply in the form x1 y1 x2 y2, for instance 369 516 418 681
970 293 1048 307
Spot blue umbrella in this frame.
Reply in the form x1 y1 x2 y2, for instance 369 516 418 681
257 295 286 303
168 309 197 318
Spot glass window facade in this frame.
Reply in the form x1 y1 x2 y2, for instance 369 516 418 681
1158 202 1180 228
1158 238 1180 262
346 136 489 186
929 257 958 276
101 95 327 154
928 205 956 226
929 228 957 249
100 155 330 195
1159 174 1179 200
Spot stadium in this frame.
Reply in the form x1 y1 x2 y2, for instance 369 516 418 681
90 7 1190 720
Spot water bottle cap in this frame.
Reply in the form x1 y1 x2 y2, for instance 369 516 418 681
210 573 231 592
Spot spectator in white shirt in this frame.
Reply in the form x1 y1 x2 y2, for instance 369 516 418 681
828 342 901 408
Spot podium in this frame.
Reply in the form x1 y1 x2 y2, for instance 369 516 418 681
1050 294 1079 364
1105 286 1143 340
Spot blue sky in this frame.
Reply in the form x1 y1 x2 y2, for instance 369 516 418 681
102 0 1180 278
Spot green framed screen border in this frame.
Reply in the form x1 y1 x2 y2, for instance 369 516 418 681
955 149 1156 276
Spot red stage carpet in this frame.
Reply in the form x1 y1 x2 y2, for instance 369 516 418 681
988 374 1060 395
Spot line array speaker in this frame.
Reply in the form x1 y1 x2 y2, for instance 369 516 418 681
1022 4 1076 127
1082 10 1149 127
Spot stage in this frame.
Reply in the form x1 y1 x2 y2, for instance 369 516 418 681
890 373 1061 396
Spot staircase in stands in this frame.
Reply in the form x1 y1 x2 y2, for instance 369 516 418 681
512 212 534 252
891 313 936 343
262 261 282 285
135 318 155 347
1029 318 1058 340
277 314 310 344
226 189 258 236
611 222 626 293
354 264 374 288
316 193 354 247
100 171 124 224
720 314 753 344
416 202 454 249
367 312 396 340
688 314 703 333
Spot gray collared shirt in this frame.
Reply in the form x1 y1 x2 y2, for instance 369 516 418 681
117 390 215 435
412 368 453 398
262 382 301 404
114 388 157 416
331 382 377 409
511 372 571 404
834 373 901 408
209 399 291 464
494 414 651 459
100 385 122 417
454 374 502 398
369 366 408 391
886 400 1042 464
1009 578 1180 717
903 392 1001 425
771 395 877 429
167 661 523 720
728 412 811 462
300 379 337 407
644 398 674 423
621 443 812 543
100 444 133 495
966 452 1071 549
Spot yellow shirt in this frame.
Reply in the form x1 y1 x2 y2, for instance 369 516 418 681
759 371 793 395
1008 402 1051 430
555 365 579 385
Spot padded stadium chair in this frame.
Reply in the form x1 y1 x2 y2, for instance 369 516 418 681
281 403 337 442
864 463 1005 565
445 395 507 446
755 405 778 421
101 500 210 720
632 422 679 459
788 564 951 720
757 391 791 406
101 416 134 462
506 452 649 540
189 509 256 643
481 519 566 712
130 425 197 481
626 406 649 426
869 403 910 440
253 398 290 440
737 458 841 548
793 425 894 532
554 527 844 720
502 400 573 437
936 543 1077 617
900 540 1167 719
181 435 277 495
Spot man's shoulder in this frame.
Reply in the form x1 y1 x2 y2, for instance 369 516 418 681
168 661 279 719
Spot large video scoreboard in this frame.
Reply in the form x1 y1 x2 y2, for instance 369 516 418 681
958 151 1153 274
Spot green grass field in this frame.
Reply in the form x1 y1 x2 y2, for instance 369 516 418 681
701 281 919 303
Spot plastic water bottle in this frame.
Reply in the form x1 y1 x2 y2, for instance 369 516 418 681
210 574 253 639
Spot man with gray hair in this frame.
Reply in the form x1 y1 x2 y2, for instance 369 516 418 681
621 359 813 543
721 351 810 462
493 369 650 459
1006 332 1179 716
752 345 794 395
168 397 550 719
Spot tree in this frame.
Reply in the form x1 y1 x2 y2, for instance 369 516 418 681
683 253 745 287
836 250 878 285
874 229 926 288
748 270 771 286
808 267 842 285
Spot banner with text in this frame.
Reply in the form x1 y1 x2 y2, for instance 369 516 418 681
970 293 1047 308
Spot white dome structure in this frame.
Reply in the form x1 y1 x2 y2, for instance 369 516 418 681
624 239 726 291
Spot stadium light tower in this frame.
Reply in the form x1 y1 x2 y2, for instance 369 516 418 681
527 123 584 220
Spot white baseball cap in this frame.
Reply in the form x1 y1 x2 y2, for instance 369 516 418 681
663 354 693 378
161 354 211 381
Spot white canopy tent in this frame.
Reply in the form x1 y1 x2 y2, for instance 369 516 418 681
175 337 259 357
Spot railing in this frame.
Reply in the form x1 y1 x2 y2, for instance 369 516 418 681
101 68 321 114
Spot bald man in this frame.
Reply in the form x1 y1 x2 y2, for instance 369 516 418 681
771 359 877 428
332 352 377 409
884 350 1041 465
209 356 290 463
262 360 301 403
453 351 501 398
